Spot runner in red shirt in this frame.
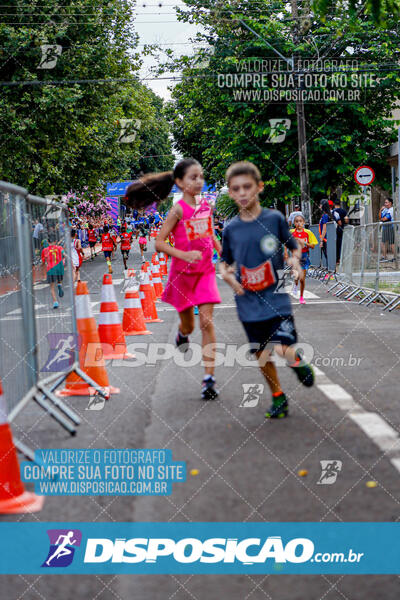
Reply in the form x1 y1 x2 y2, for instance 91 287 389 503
41 240 65 309
101 225 117 274
120 224 133 270
290 215 318 304
88 224 97 260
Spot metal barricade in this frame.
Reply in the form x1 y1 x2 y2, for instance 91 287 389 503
308 222 337 272
332 220 400 310
0 181 109 461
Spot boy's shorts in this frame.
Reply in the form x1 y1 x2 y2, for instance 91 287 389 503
103 251 112 259
121 249 130 258
89 241 96 248
242 316 297 353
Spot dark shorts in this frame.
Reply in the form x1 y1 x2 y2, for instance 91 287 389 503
89 241 96 248
47 273 63 284
382 225 394 245
300 252 311 270
242 316 297 353
121 249 130 258
103 251 112 258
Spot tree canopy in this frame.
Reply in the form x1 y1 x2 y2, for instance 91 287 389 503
165 0 400 206
0 0 173 195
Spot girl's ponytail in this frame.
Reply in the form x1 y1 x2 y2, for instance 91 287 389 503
124 171 175 209
124 158 201 210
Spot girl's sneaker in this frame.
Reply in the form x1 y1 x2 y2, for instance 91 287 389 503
53 301 59 309
175 331 190 353
194 305 199 315
292 283 299 296
57 283 64 298
265 393 288 419
299 296 306 304
201 375 219 400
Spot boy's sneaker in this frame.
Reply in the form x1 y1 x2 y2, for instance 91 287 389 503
292 283 299 296
194 305 199 315
265 393 288 419
290 351 314 387
299 296 306 305
108 263 113 274
57 283 64 298
175 331 190 353
53 301 59 309
201 375 219 400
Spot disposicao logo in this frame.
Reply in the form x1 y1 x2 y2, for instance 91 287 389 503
83 536 315 565
42 529 82 568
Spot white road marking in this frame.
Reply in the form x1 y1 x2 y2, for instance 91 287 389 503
315 373 400 474
317 383 359 410
33 283 49 290
7 303 47 315
349 413 400 453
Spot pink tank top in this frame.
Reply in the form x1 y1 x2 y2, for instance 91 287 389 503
171 198 214 274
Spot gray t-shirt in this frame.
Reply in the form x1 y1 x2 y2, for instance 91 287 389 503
221 208 298 322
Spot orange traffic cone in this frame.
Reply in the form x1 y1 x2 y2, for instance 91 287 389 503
122 284 152 336
56 281 120 397
159 253 168 277
139 271 163 323
98 274 135 359
151 262 163 298
151 252 159 266
142 262 157 302
0 380 44 514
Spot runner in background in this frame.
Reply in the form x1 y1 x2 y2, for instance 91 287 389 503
101 224 116 274
41 239 65 309
290 215 318 304
138 225 148 262
88 224 97 260
319 199 332 267
332 199 348 265
70 229 83 284
125 158 222 401
219 161 314 419
120 224 133 270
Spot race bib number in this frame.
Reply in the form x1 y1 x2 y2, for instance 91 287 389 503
184 216 213 241
240 260 276 292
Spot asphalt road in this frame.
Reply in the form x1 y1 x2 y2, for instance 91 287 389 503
0 240 399 599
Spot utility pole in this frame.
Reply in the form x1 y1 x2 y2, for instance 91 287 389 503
291 0 311 224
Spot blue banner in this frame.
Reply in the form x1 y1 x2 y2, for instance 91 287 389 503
0 523 398 574
106 181 132 196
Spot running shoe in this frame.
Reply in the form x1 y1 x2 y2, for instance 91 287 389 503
53 301 59 309
201 375 219 400
194 305 199 315
299 296 306 304
291 283 299 296
142 257 145 263
108 263 113 274
57 283 64 298
265 393 288 419
290 353 314 387
175 331 190 353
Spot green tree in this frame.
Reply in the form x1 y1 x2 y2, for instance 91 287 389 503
166 0 400 208
0 0 173 194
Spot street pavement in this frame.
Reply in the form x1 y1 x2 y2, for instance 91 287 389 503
0 240 399 599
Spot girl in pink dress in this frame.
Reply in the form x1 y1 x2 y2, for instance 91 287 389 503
125 159 221 400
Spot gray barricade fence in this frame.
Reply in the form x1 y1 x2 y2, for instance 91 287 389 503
327 220 400 311
0 181 109 462
308 222 337 272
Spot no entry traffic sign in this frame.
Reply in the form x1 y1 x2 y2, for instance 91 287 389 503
354 165 375 186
